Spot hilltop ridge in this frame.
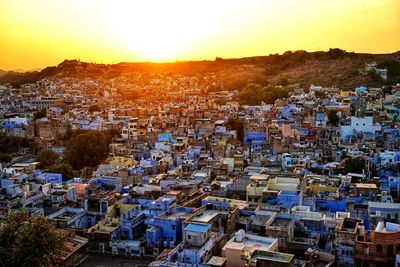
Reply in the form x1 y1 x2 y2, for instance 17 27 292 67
1 49 399 89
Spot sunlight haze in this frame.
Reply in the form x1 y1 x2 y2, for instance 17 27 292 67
0 0 399 70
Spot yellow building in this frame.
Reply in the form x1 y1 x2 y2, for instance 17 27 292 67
246 174 269 204
108 156 137 170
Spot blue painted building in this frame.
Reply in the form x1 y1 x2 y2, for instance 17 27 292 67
355 86 367 94
90 176 122 192
132 196 177 217
146 206 194 248
316 196 362 213
243 131 266 145
35 172 63 185
66 177 83 184
276 190 303 209
157 133 176 144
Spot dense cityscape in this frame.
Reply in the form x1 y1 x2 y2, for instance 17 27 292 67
0 53 400 267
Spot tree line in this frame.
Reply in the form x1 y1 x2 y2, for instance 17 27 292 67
35 129 119 181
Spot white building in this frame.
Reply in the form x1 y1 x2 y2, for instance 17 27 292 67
380 151 398 166
8 116 29 125
339 116 381 141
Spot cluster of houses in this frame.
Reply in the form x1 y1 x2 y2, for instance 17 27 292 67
1 69 400 266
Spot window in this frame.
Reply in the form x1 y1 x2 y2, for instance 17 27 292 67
377 244 383 253
188 235 191 240
171 225 175 230
388 245 394 256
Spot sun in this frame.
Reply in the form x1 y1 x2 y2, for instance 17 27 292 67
132 38 184 62
106 0 237 62
109 1 203 62
121 25 189 62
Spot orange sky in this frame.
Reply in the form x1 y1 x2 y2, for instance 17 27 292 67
0 0 399 71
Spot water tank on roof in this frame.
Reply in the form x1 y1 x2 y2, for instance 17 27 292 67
235 229 245 242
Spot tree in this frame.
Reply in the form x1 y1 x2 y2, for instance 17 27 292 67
45 163 75 181
0 152 12 163
367 70 384 87
0 135 28 154
65 131 109 170
226 117 245 142
33 109 47 121
277 77 290 86
314 90 326 98
327 110 340 126
341 158 366 182
103 128 122 143
327 48 346 59
37 149 60 169
377 60 400 84
88 104 101 113
0 212 65 267
382 85 392 96
237 83 289 105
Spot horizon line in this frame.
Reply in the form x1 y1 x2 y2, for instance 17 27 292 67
2 48 399 73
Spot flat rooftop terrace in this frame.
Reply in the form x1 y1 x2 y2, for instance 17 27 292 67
158 210 191 220
252 215 271 226
192 209 228 223
271 218 292 228
225 233 277 251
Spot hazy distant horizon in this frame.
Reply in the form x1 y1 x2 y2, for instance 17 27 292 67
2 48 400 73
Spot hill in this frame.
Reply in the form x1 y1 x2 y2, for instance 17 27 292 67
1 49 399 90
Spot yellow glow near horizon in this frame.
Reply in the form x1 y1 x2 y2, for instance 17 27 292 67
0 0 399 70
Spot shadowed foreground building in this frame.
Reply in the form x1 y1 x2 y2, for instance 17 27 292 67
355 221 400 267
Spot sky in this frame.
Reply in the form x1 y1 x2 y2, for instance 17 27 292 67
0 0 399 71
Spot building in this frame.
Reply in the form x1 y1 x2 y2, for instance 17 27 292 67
146 206 194 251
247 249 295 267
369 202 400 225
355 221 400 266
222 230 279 267
340 116 381 142
335 218 363 267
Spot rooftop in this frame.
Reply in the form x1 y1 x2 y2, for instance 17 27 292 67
206 256 226 266
369 201 400 210
224 230 278 253
271 217 292 228
185 223 210 233
249 250 294 264
191 209 226 223
355 183 377 189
